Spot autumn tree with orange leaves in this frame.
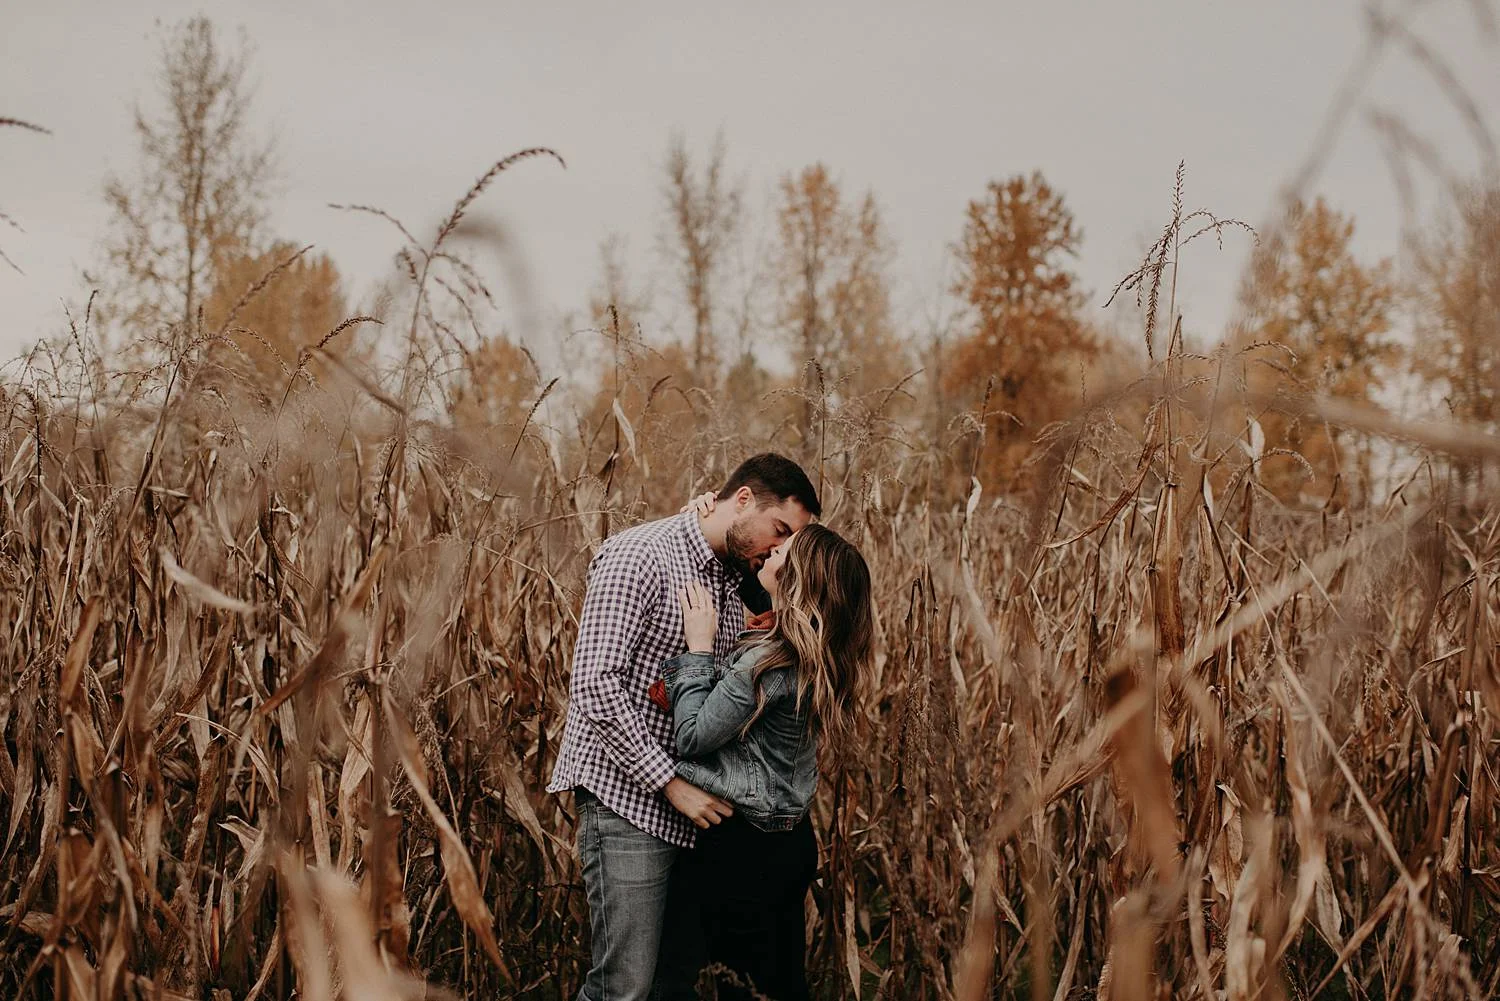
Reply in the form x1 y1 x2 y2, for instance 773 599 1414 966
203 242 348 391
448 333 540 436
946 171 1098 488
1236 197 1398 505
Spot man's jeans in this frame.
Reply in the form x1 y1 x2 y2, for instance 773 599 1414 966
574 790 679 1001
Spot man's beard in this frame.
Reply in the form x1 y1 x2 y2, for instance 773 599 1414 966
723 519 764 576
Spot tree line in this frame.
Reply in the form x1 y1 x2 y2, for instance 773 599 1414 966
65 17 1500 511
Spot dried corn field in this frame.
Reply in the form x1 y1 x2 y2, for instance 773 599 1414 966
0 288 1496 1001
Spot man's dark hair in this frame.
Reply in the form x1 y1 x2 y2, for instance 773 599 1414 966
717 453 822 517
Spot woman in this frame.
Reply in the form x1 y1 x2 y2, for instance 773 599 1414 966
660 521 874 1001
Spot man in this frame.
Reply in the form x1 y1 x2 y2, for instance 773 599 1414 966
548 453 821 1001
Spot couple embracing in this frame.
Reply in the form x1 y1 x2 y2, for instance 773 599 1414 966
547 453 875 1000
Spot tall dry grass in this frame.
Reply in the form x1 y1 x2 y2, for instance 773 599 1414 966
1 207 1496 1000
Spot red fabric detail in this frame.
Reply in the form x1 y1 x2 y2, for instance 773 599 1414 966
745 608 777 631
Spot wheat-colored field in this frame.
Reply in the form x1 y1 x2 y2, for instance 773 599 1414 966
0 259 1495 1001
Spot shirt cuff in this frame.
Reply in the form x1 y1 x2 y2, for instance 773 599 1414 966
638 745 678 791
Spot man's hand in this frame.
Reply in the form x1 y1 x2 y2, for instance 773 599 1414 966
663 777 733 829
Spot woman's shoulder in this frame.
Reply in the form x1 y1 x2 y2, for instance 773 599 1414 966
730 632 778 667
730 639 797 697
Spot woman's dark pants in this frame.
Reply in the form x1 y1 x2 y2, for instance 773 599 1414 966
670 814 818 1001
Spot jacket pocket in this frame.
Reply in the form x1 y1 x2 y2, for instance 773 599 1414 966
676 747 765 811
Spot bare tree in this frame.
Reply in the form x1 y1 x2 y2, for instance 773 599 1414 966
1411 183 1500 487
659 132 742 389
772 164 907 455
100 16 273 350
0 118 51 275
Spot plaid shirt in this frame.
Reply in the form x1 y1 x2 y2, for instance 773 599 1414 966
548 512 745 847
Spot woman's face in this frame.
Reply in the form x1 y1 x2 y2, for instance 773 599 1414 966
757 533 795 601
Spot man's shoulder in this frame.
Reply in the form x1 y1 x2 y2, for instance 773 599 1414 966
598 512 688 561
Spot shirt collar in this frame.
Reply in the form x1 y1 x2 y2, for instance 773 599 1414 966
680 510 740 583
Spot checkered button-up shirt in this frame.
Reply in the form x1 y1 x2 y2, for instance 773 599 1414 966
548 512 746 847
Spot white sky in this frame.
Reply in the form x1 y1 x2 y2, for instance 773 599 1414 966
3 0 1497 369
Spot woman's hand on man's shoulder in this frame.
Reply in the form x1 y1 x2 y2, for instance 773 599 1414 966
679 492 717 518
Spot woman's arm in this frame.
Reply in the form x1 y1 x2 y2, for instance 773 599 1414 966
668 581 785 755
662 646 780 757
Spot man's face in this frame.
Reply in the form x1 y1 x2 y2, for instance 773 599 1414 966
723 489 813 573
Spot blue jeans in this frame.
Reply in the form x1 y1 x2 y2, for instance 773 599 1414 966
574 790 680 1001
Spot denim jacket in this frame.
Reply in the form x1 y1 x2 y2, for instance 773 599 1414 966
662 633 817 832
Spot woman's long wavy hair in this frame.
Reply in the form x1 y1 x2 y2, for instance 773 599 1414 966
739 524 874 750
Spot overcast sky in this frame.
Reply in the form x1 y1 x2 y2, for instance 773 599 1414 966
4 1 1498 368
